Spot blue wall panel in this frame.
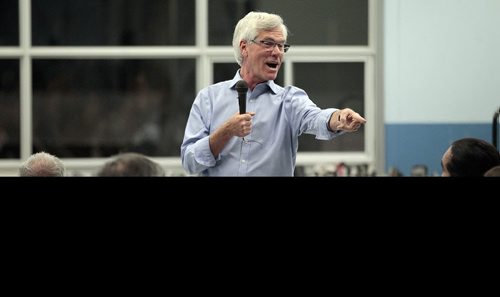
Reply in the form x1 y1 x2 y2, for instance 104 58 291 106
385 123 495 176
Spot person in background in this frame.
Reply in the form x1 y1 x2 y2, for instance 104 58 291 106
411 164 428 176
19 151 65 177
441 138 500 177
484 165 500 177
97 152 164 177
181 11 366 176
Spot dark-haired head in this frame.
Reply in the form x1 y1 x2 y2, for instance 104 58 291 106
441 138 500 176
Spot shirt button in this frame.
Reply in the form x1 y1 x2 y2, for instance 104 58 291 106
241 160 246 163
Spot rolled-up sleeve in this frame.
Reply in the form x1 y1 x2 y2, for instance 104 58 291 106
182 135 216 174
180 92 217 175
287 86 345 141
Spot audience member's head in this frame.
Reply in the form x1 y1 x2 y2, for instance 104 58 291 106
484 165 500 177
441 138 500 177
19 151 65 177
97 152 164 176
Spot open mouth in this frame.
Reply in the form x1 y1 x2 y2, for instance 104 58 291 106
266 62 278 69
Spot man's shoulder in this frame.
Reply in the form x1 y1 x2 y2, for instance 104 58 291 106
202 80 233 93
278 85 308 100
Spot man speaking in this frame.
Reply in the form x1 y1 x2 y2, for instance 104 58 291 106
181 11 366 176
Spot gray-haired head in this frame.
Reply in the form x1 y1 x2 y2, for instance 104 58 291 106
232 11 289 66
19 151 65 177
484 165 500 177
97 152 165 177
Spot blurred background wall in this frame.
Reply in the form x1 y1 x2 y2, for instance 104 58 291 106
384 0 500 175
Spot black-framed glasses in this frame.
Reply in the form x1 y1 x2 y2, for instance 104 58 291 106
250 39 290 53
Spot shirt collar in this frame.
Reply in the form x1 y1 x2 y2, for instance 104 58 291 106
230 70 279 94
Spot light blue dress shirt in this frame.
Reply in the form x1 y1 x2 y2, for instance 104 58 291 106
181 71 343 176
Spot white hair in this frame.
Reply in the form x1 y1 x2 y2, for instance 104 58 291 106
19 151 65 177
232 11 289 66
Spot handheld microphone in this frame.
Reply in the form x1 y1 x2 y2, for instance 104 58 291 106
235 80 248 114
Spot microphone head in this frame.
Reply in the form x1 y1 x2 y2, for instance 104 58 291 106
235 80 248 93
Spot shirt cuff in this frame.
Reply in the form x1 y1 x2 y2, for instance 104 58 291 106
316 108 345 140
194 136 217 167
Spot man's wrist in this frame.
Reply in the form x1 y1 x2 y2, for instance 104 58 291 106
328 110 341 132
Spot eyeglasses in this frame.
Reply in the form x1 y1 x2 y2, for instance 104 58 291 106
250 39 290 53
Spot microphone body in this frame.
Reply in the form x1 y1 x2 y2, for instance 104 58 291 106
235 80 248 114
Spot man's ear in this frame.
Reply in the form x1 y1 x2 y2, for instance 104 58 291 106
240 40 247 54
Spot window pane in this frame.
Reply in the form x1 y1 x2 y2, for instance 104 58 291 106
0 0 19 45
32 59 196 157
294 62 365 152
0 60 20 158
213 63 284 86
209 0 368 46
32 0 195 45
213 63 240 84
